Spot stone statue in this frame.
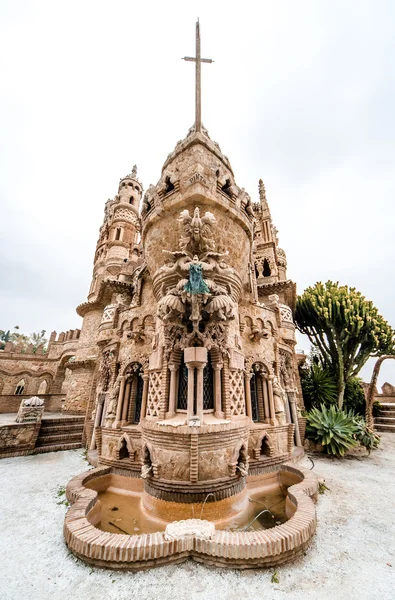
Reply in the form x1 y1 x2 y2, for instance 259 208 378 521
184 256 210 295
178 207 216 255
272 376 287 425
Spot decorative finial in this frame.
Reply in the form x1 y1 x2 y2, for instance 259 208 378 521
259 179 268 210
183 21 213 133
132 165 137 178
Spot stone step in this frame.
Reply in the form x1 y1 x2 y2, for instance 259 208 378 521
377 410 395 418
36 432 83 446
32 442 83 454
375 417 395 424
41 416 84 425
378 404 395 410
374 423 395 433
39 423 84 435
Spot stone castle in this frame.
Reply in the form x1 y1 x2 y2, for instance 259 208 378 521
0 121 305 473
0 24 305 481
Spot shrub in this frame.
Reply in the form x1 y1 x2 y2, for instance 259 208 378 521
372 401 382 417
344 378 366 416
306 404 358 456
300 363 337 411
352 415 381 453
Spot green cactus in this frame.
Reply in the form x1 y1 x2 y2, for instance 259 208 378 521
295 281 395 409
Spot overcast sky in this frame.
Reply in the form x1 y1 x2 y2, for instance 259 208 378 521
1 0 394 386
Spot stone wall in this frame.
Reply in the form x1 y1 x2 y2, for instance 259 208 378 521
0 394 65 414
0 422 41 458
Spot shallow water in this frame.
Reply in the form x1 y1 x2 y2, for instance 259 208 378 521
95 488 287 535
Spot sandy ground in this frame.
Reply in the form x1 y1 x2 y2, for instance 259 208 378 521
0 436 394 600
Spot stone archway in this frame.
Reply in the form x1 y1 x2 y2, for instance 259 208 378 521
366 355 395 428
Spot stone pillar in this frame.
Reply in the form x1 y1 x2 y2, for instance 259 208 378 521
186 365 195 421
195 365 205 422
267 377 276 425
213 362 224 418
90 393 105 450
167 364 178 418
184 347 208 424
113 376 126 429
121 380 131 425
140 374 149 421
261 376 270 423
288 390 302 446
244 372 253 420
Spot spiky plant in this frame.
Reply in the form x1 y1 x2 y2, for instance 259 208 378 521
352 415 381 454
300 363 337 411
306 404 358 456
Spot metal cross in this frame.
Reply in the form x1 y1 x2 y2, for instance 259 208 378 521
183 20 213 133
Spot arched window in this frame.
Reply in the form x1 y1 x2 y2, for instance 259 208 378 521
203 354 214 410
115 227 122 241
250 372 259 422
121 363 144 424
119 438 130 460
37 380 48 394
263 258 271 277
260 435 271 456
15 379 25 395
129 195 134 205
164 176 175 195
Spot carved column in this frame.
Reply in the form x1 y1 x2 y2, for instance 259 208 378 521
127 375 138 423
261 375 270 423
213 362 224 418
113 376 126 429
288 389 302 446
121 379 131 425
90 393 105 450
167 364 178 418
140 373 149 421
244 372 253 420
186 365 195 422
267 377 276 425
195 364 205 422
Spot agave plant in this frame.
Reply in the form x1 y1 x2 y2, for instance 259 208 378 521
352 415 381 454
306 404 358 456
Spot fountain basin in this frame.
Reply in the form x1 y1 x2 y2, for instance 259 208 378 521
64 464 318 569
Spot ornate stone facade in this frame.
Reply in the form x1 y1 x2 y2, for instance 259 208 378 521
47 123 304 502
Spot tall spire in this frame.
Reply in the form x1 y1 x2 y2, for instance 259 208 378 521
183 20 213 133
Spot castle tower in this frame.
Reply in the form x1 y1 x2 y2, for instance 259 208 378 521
62 167 143 415
65 22 303 505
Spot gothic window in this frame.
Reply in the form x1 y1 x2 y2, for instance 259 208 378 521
15 379 25 395
124 363 144 424
37 380 48 394
164 176 175 195
203 355 214 410
263 258 271 277
119 438 130 460
250 372 259 422
260 436 271 456
177 357 188 410
129 196 134 205
221 178 232 197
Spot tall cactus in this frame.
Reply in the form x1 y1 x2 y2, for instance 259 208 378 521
295 281 395 409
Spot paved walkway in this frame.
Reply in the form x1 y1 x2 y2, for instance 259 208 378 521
0 435 394 600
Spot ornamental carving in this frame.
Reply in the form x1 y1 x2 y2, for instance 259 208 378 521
155 206 237 348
